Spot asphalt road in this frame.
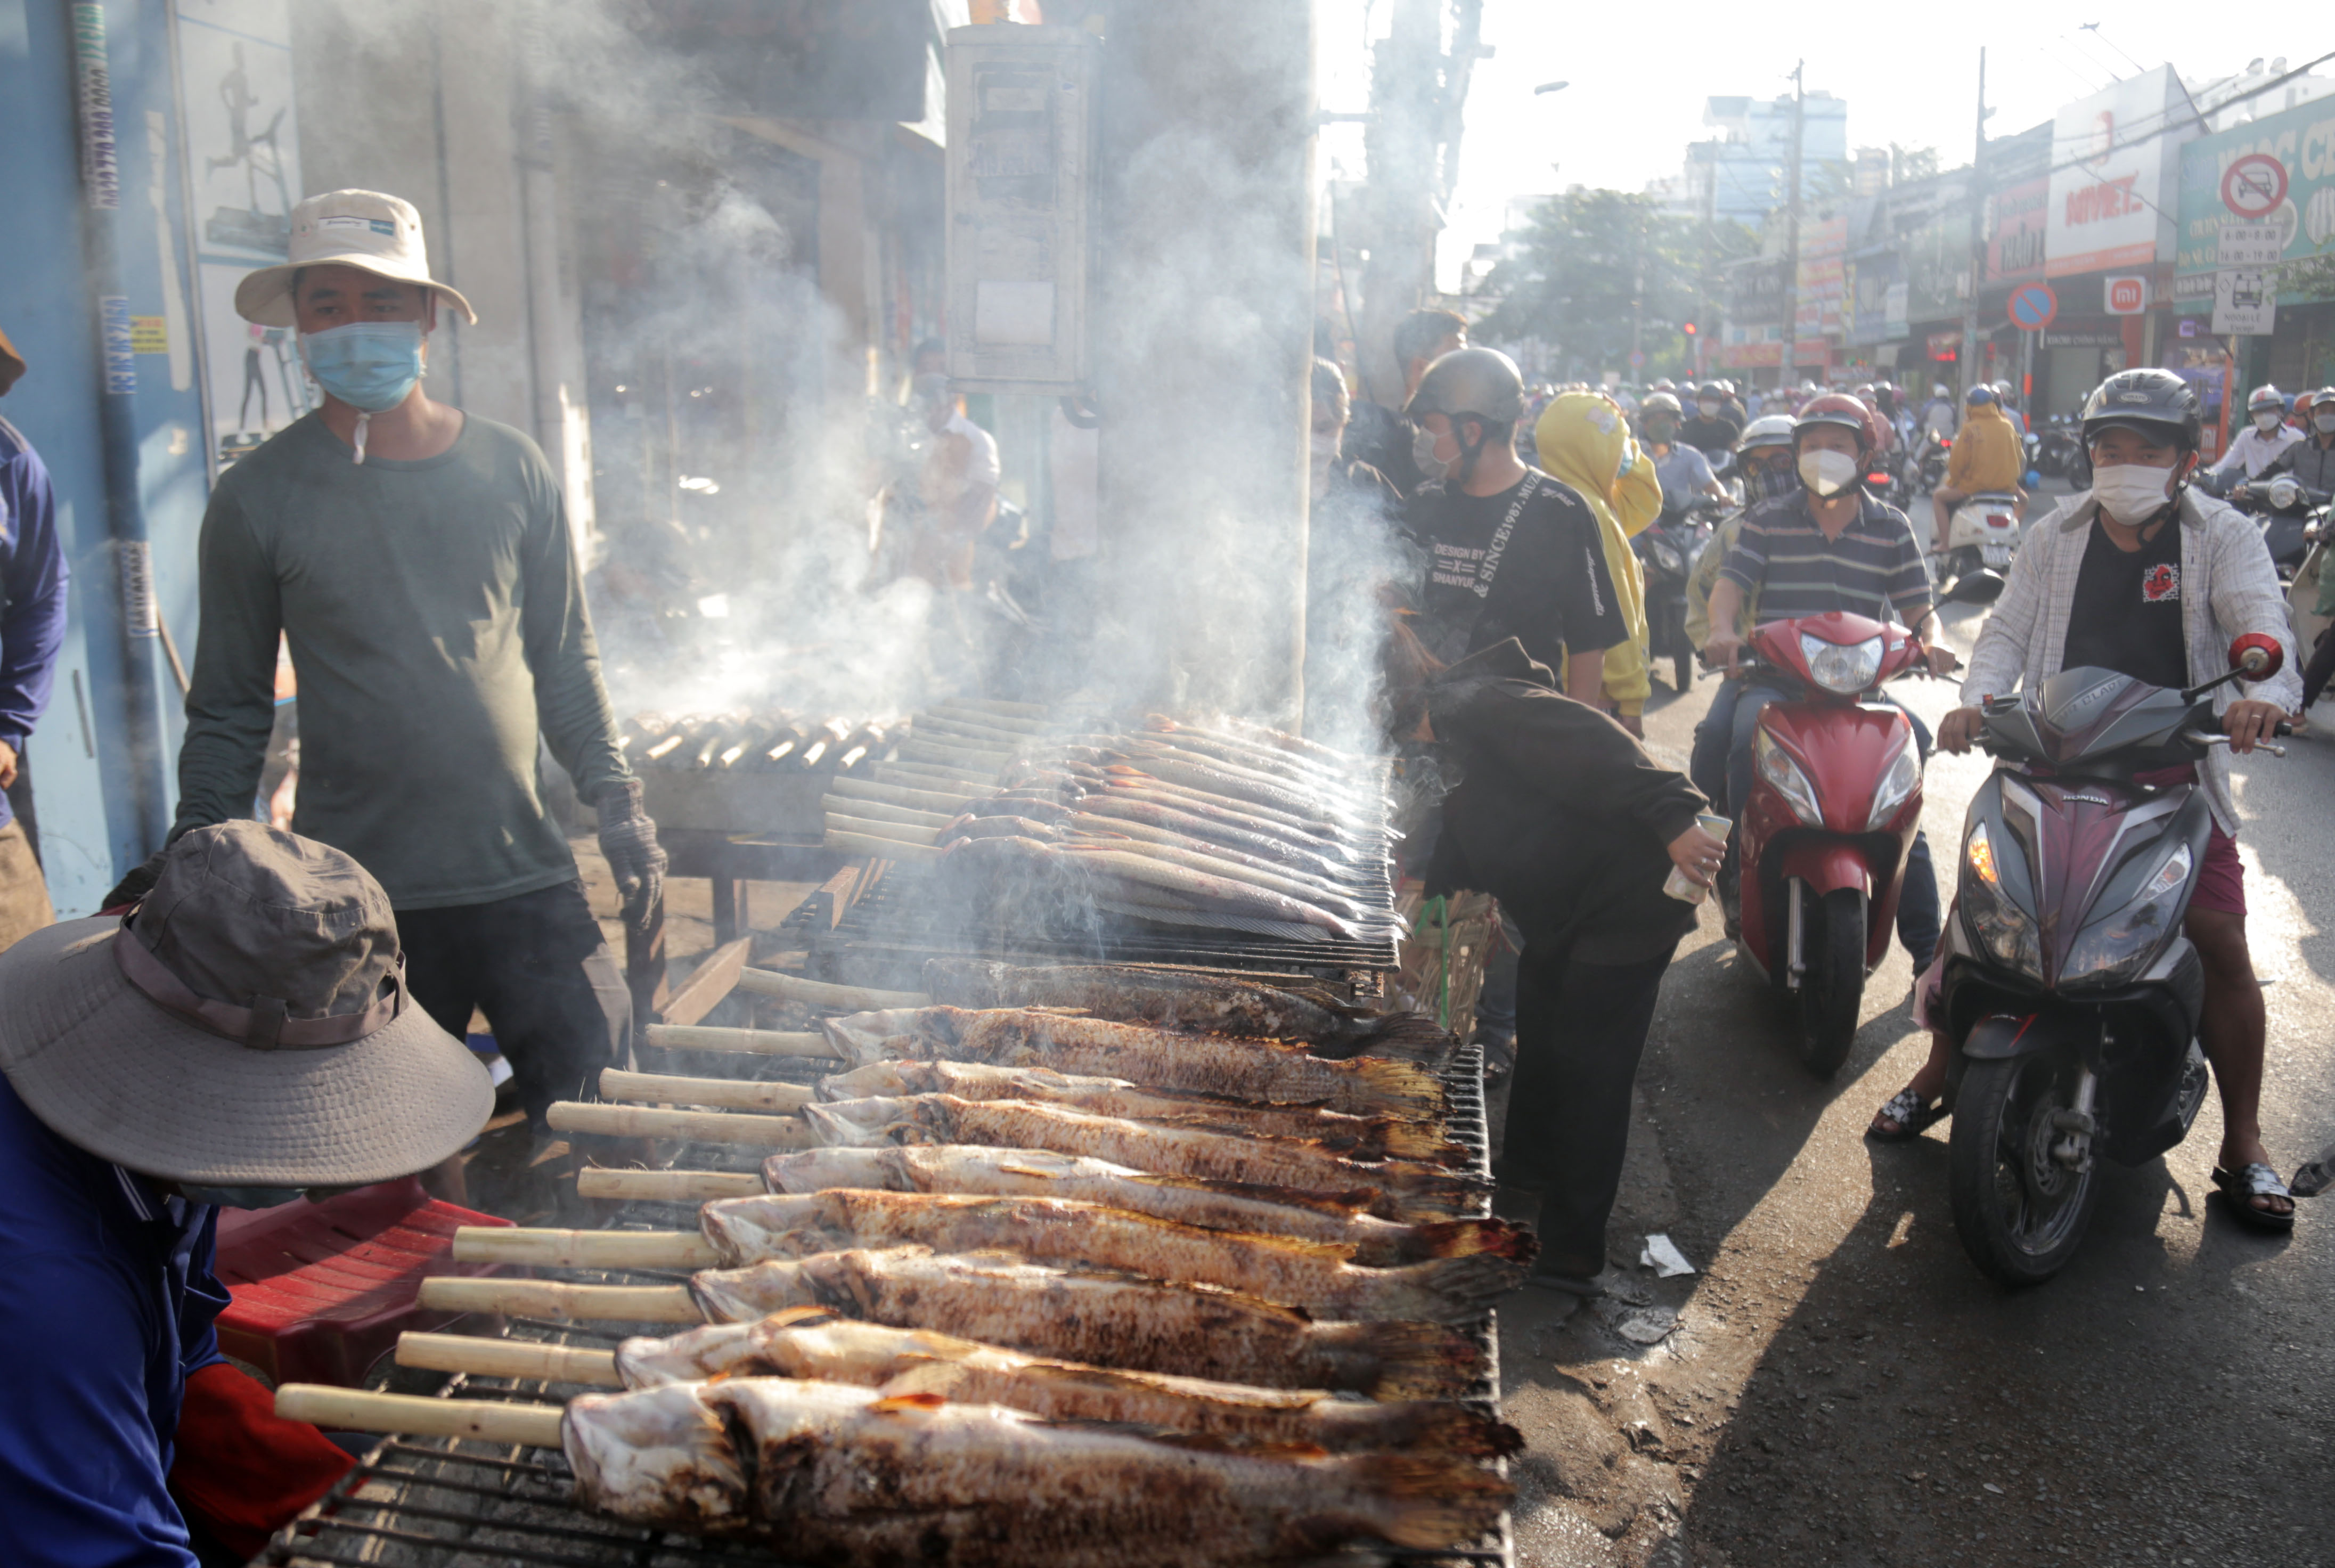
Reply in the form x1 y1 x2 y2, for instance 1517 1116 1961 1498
1496 583 2335 1567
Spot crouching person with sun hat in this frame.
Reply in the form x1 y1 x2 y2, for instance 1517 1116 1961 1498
0 821 495 1566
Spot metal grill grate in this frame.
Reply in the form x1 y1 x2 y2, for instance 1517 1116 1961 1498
262 1049 1508 1568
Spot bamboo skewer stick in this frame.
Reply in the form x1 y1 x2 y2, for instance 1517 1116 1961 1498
824 814 942 848
950 698 1050 718
601 1068 815 1113
453 1226 715 1269
827 777 979 812
932 705 1049 734
817 795 952 828
276 1384 568 1447
577 1167 762 1202
545 1101 818 1150
732 970 928 1011
900 738 1015 767
826 830 943 863
641 1024 836 1057
395 1331 621 1387
419 1275 700 1322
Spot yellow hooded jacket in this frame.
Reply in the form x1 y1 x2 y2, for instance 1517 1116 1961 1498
1534 392 1661 712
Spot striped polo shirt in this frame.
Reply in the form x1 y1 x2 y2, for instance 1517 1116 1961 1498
1719 489 1934 628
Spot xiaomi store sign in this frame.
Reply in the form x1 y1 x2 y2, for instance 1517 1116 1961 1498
2047 66 2195 279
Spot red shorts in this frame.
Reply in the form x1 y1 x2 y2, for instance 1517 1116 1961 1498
2192 826 2247 917
2134 765 2245 917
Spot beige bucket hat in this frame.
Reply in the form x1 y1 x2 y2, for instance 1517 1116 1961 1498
234 189 478 329
0 821 493 1185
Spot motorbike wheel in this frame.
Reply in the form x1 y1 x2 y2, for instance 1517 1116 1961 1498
1797 886 1866 1079
1947 1050 2102 1287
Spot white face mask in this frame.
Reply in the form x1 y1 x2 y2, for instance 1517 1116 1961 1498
1697 399 1722 418
2315 412 2335 435
1412 423 1449 480
2256 411 2283 434
2091 462 2175 525
1797 447 1860 498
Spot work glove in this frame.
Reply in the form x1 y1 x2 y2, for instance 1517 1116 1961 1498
596 776 667 929
100 848 170 914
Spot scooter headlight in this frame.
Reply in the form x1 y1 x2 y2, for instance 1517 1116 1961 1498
1961 822 2042 978
2270 475 2301 512
1651 541 1684 574
1865 735 1922 832
2061 843 2193 989
1755 727 1824 827
1800 633 1885 695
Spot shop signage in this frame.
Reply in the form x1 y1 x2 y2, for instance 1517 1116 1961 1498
2104 275 2149 313
2046 66 2193 278
1926 329 1962 361
2175 96 2335 296
2043 328 2126 348
1988 176 2051 283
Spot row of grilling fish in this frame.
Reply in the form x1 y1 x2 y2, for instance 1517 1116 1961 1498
402 960 1518 1565
820 711 1402 943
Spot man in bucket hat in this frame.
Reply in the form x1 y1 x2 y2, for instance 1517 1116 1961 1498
116 189 660 1131
0 821 494 1566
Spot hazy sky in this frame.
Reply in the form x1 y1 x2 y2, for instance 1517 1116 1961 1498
1315 4 2335 287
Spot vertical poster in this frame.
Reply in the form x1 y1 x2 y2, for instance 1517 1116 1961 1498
173 0 312 471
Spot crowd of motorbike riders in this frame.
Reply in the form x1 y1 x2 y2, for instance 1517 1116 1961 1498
1346 307 2313 1296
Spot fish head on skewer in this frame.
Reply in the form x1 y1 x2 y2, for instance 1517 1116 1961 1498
799 1095 922 1146
565 1381 750 1533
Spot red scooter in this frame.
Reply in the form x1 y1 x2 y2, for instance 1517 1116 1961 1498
1729 611 1932 1076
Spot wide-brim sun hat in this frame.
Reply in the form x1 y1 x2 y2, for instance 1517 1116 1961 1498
234 188 477 330
0 821 492 1186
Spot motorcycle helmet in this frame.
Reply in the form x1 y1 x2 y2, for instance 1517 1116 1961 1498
1639 390 1685 421
2247 384 2285 415
1741 414 1795 449
1794 393 1883 456
1964 384 1996 406
1932 383 1950 399
1402 347 1527 427
2080 368 2203 453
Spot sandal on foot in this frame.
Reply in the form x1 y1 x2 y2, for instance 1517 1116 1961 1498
2214 1164 2296 1232
1866 1088 1948 1142
1521 1267 1607 1299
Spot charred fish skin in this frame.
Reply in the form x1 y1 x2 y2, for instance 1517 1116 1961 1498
698 1377 1511 1568
685 1246 1483 1396
615 1309 1524 1457
564 1381 750 1535
818 1057 1463 1165
804 1092 1487 1222
906 1006 1447 1121
760 1144 1516 1264
695 1189 1531 1322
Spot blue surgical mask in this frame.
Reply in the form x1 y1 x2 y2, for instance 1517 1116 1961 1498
300 321 426 414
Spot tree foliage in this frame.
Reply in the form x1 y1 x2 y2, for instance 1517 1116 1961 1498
1473 190 1758 381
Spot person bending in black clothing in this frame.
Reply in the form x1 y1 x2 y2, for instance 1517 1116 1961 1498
1400 347 1625 706
1392 631 1727 1296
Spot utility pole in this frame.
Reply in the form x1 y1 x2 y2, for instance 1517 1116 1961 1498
1630 207 1645 370
1357 0 1442 406
1778 61 1804 387
1960 47 1988 398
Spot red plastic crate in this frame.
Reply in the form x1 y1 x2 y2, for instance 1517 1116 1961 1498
212 1177 513 1387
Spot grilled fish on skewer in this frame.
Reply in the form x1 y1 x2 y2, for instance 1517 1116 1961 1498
803 1094 1484 1220
688 1245 1484 1396
594 1376 1509 1567
691 1190 1527 1320
818 1059 1464 1164
613 1308 1521 1456
917 961 1455 1066
822 1006 1445 1119
763 1145 1508 1265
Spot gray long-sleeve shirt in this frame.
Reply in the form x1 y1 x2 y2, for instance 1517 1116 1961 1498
174 412 630 909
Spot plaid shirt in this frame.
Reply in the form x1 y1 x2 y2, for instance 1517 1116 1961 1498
1960 486 2301 834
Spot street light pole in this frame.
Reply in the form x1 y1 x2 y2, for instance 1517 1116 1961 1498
1961 47 1989 398
1779 61 1805 387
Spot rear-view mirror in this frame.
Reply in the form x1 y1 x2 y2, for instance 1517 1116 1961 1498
1944 570 2005 605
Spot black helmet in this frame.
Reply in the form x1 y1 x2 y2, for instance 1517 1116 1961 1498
2081 369 2203 452
1403 347 1526 427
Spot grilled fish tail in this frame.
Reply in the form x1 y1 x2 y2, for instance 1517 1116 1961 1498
1311 1320 1483 1401
1341 1452 1514 1549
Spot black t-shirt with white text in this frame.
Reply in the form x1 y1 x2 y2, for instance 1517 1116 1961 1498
1405 471 1625 671
2062 514 2188 692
